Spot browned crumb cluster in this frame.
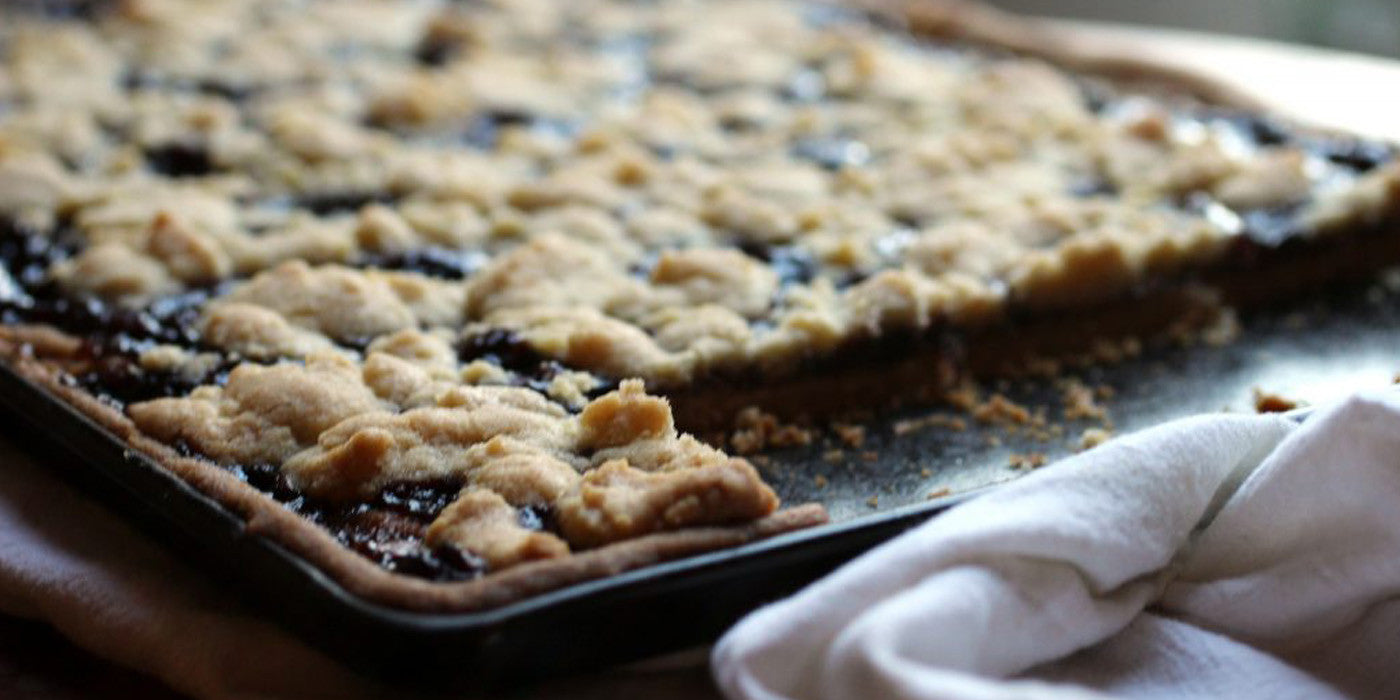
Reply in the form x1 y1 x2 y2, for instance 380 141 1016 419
972 394 1033 425
1059 378 1110 422
729 407 816 455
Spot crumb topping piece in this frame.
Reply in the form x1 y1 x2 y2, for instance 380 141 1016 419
129 367 778 563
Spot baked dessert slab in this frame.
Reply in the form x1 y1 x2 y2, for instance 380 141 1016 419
0 0 1397 612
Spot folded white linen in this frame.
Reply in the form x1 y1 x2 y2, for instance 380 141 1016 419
713 392 1400 700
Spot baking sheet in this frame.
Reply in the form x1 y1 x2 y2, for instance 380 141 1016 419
759 274 1400 522
3 272 1393 683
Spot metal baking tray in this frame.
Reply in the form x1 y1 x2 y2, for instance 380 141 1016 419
2 275 1397 688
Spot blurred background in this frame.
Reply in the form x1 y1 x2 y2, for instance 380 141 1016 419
985 0 1400 58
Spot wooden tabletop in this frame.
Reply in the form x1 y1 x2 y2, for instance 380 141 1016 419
0 612 723 699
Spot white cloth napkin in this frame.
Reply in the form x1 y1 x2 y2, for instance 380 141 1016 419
713 392 1400 700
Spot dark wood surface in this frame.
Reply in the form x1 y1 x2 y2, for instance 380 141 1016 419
0 615 186 700
0 613 722 699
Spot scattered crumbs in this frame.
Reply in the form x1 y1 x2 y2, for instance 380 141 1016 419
919 467 932 478
814 474 829 489
1078 427 1112 451
1094 384 1115 400
822 448 845 462
832 422 866 448
1008 452 1047 470
774 425 815 447
927 487 952 499
730 407 814 454
1061 378 1108 421
866 495 880 508
984 434 1002 447
860 450 879 462
972 394 1031 425
1252 387 1302 414
749 455 771 467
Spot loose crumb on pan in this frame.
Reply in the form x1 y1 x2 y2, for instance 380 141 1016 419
729 407 815 454
972 394 1032 425
926 487 952 499
831 423 866 448
1008 452 1047 470
893 413 968 435
1078 427 1113 451
1060 378 1108 421
1252 387 1302 413
945 383 981 413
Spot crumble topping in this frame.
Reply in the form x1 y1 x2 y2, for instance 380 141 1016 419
129 357 779 558
3 0 1395 389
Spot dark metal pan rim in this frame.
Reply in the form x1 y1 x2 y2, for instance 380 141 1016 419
0 357 976 628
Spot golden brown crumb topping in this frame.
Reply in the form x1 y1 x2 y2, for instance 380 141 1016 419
4 0 1395 391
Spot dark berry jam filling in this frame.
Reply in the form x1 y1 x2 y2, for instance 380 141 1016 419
144 141 216 178
293 191 400 217
737 243 818 288
357 247 490 281
791 137 871 171
228 463 486 581
0 218 237 406
457 328 617 400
